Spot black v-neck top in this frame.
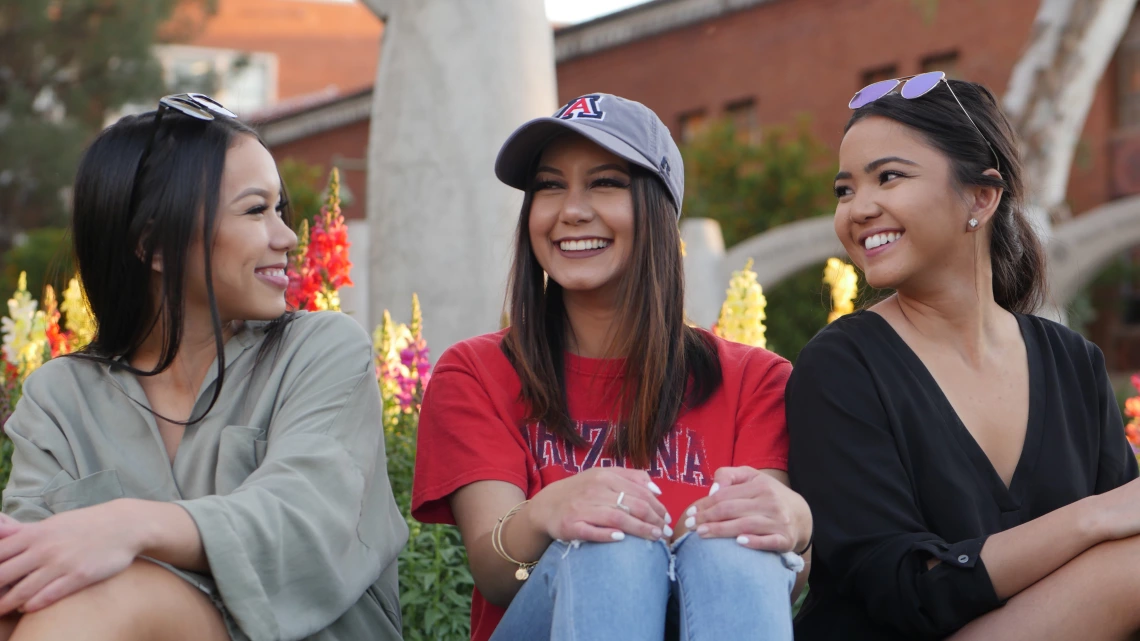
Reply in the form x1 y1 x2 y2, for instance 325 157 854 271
787 311 1138 640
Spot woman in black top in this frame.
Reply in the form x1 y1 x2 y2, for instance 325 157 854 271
787 72 1140 641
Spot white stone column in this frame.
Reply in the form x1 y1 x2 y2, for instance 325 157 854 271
362 0 557 355
339 220 371 332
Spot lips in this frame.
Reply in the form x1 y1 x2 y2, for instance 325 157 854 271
557 238 611 252
863 231 902 251
254 265 289 289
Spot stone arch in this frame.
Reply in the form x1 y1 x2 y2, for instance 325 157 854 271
1048 194 1140 306
682 196 1140 328
681 216 843 327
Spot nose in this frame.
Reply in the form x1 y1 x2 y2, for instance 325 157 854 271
558 182 595 225
848 188 882 225
272 214 299 254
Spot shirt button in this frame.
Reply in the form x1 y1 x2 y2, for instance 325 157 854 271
957 554 969 564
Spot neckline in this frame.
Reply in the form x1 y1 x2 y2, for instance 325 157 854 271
861 310 1044 509
563 351 625 378
105 322 263 489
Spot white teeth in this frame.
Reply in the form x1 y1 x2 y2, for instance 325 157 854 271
559 239 610 252
257 268 285 276
864 232 901 250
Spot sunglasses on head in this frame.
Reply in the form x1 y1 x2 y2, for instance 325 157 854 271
158 93 237 121
128 93 236 220
849 71 1000 171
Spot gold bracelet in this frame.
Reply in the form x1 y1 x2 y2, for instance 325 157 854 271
492 500 539 580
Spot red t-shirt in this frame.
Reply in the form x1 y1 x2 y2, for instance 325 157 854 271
411 329 791 641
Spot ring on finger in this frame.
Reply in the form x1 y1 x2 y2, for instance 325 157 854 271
615 491 631 514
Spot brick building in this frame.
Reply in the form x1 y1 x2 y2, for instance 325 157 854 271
255 0 1140 370
159 0 382 114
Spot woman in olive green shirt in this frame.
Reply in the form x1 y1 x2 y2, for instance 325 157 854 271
0 94 407 641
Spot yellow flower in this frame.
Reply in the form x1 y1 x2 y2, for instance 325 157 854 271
823 257 858 323
60 277 96 348
714 259 767 349
1 272 48 376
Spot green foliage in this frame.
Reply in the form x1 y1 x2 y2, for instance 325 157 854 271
763 264 831 362
384 385 473 640
278 158 327 231
682 117 837 248
0 0 216 252
0 438 13 491
0 227 73 308
682 117 844 360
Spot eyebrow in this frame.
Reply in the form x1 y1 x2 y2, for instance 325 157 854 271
230 187 274 204
534 163 631 177
834 156 920 182
587 163 630 176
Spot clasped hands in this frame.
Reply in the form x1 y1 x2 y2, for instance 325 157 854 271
528 466 811 553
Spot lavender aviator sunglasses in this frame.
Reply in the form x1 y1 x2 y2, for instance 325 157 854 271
848 70 1001 171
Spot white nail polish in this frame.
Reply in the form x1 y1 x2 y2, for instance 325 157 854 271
685 516 696 529
611 531 626 541
663 524 673 537
652 528 663 539
648 481 663 495
665 513 672 524
709 482 720 496
697 524 709 535
736 535 749 546
686 505 697 517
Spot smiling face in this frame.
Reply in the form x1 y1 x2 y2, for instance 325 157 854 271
183 133 297 322
527 134 635 299
833 116 981 292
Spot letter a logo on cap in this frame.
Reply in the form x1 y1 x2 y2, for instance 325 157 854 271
555 94 605 121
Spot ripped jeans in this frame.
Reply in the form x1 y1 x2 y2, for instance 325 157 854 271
488 533 801 641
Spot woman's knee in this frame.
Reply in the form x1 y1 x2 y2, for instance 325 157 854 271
13 560 226 641
544 536 670 586
674 535 796 594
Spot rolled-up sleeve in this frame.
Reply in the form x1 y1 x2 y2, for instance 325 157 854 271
2 368 80 523
787 332 1001 639
176 314 408 641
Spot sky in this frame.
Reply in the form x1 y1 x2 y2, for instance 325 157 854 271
321 1 654 26
544 0 654 25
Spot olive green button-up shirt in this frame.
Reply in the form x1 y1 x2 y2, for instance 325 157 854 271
2 311 408 641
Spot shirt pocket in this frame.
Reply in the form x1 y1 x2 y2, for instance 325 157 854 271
215 424 268 495
41 469 125 513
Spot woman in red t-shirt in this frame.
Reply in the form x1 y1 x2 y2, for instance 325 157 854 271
413 93 812 641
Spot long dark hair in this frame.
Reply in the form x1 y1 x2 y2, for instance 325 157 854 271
846 79 1047 314
501 163 722 467
70 108 294 423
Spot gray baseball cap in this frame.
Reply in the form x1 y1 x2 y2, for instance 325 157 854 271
495 93 684 218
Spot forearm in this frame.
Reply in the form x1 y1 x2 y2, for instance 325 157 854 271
980 497 1103 600
114 498 209 573
467 501 553 608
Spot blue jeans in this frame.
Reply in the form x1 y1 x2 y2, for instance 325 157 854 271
489 533 799 641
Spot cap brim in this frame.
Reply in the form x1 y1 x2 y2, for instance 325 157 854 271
495 117 658 190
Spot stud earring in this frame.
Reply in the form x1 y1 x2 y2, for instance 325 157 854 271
968 218 979 229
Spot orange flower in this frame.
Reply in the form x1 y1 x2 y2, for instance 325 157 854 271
42 286 71 358
1127 422 1140 451
1126 397 1140 420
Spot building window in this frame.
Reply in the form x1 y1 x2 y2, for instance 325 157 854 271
921 51 959 77
861 65 898 87
679 109 708 143
1118 12 1140 129
724 98 759 143
154 45 278 116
